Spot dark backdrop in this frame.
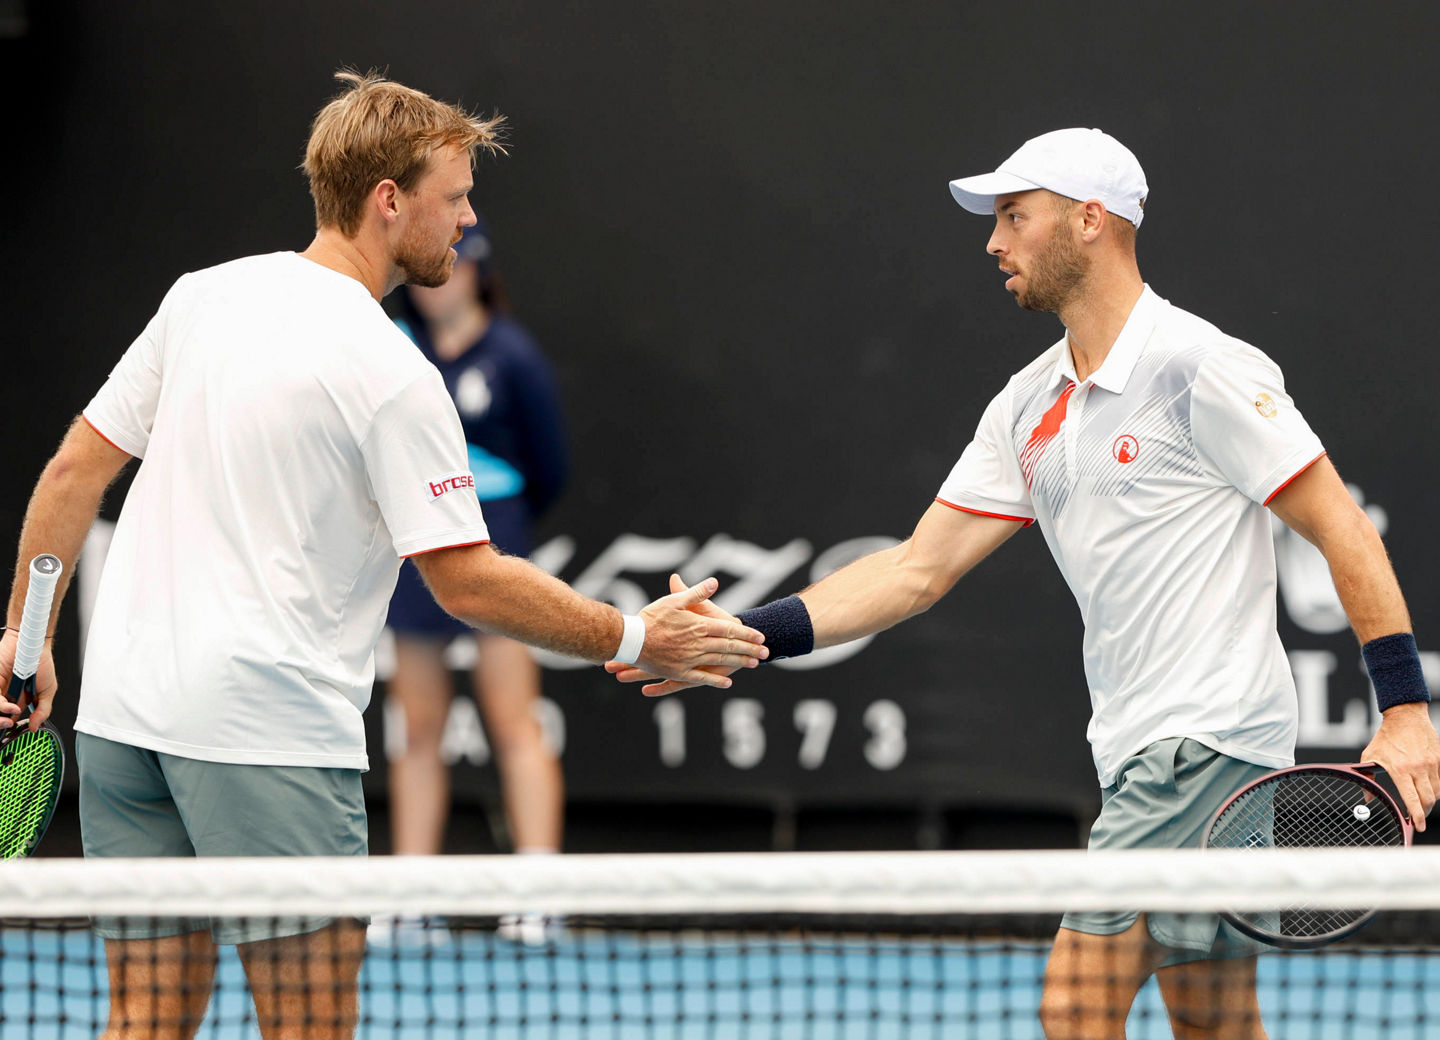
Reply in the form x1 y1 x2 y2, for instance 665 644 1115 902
4 2 1438 853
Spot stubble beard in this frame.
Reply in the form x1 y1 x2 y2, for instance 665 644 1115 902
1015 225 1089 314
397 228 457 289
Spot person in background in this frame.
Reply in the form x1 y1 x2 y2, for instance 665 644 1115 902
385 219 568 868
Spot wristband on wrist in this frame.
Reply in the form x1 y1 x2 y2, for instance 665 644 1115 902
613 614 646 665
737 595 814 661
1362 632 1431 712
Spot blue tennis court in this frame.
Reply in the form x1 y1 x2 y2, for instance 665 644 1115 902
4 926 1435 1039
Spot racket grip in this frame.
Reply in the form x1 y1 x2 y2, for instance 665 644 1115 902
12 555 62 684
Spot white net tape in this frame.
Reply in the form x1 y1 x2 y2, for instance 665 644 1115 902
3 847 1438 918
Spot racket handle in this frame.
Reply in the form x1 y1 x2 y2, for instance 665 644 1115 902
11 555 62 686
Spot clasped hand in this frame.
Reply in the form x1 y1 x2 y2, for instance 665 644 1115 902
607 574 753 695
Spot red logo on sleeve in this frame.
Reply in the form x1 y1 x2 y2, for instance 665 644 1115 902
427 472 476 499
1112 434 1139 464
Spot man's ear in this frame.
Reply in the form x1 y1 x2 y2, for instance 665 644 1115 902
373 178 402 225
1079 200 1106 243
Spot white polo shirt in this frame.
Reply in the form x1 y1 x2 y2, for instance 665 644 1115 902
77 252 490 770
938 286 1324 786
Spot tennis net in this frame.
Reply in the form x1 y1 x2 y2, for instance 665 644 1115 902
1 848 1438 1038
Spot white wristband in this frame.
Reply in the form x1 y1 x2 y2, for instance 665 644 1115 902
614 614 646 665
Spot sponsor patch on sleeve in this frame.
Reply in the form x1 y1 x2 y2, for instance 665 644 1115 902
425 470 476 500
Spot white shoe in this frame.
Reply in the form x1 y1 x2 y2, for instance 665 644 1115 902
367 914 451 948
496 912 566 946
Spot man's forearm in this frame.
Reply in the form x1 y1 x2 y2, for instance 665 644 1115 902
799 542 946 649
1320 510 1412 644
418 547 625 663
8 424 128 632
799 504 1024 649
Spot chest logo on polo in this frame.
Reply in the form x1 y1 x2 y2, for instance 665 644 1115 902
1112 434 1139 464
1254 392 1277 418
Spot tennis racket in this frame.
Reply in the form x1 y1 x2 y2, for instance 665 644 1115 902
1200 762 1411 948
0 554 66 858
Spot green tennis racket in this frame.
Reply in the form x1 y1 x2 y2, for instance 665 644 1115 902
0 554 66 858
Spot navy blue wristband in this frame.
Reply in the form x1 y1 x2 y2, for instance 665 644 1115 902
1362 633 1431 711
737 595 814 661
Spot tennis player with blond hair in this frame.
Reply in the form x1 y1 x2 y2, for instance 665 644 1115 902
615 128 1440 1040
0 71 766 1040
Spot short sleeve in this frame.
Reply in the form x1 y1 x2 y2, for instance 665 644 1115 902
936 390 1036 524
82 278 181 459
362 369 491 558
1190 345 1325 504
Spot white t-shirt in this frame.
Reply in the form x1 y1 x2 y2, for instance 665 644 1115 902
77 252 490 770
938 286 1324 786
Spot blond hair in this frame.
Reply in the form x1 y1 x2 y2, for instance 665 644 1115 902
303 70 506 236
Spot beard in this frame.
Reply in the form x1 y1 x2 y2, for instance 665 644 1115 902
396 227 457 289
1014 225 1089 313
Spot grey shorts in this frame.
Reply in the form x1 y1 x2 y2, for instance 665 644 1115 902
76 732 368 945
1061 736 1272 965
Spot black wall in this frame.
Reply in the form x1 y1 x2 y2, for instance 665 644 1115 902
4 2 1438 852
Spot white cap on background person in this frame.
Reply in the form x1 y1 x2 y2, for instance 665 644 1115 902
948 127 1149 228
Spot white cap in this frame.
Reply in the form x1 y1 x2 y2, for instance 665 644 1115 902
948 128 1149 228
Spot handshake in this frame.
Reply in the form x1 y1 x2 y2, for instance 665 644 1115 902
606 574 772 698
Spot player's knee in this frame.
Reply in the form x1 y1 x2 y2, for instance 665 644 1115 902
1158 966 1264 1039
1038 979 1089 1040
1164 1004 1264 1040
481 707 547 757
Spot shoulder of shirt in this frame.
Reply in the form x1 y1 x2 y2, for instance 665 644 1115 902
174 251 306 286
1149 298 1279 375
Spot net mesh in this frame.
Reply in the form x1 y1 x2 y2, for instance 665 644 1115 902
1 849 1438 1038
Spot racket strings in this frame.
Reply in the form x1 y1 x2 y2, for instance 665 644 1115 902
1207 771 1405 942
0 730 64 859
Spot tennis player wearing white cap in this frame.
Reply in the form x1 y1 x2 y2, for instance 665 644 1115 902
615 128 1440 1039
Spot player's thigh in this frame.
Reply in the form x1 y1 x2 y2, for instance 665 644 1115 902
77 733 197 859
238 918 367 1040
1041 920 1167 1040
1156 956 1266 1040
159 753 368 945
77 734 216 942
1065 737 1271 961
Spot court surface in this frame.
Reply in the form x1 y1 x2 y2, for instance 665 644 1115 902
4 927 1433 1039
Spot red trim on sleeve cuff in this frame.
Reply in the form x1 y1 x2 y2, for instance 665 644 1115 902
401 539 491 559
934 498 1034 527
81 414 130 455
1262 451 1327 506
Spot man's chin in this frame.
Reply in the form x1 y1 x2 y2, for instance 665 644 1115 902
403 258 454 289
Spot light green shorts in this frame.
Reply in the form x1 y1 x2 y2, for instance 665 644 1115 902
1061 736 1273 965
76 732 368 945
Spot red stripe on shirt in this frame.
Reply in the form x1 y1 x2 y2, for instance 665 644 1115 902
934 498 1034 526
81 414 131 456
1263 451 1327 506
401 539 492 559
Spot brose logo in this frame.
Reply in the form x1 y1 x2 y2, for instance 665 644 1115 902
427 471 475 500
